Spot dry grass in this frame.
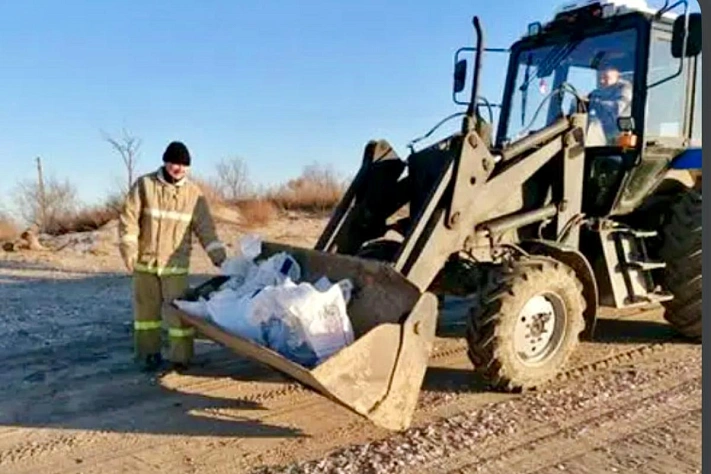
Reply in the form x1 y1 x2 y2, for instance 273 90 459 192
266 165 346 213
234 198 279 228
0 214 18 242
3 162 345 239
194 164 344 228
192 176 226 207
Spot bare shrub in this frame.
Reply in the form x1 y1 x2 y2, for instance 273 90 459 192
234 198 279 228
104 192 126 214
13 179 120 236
188 161 345 228
103 128 142 195
13 176 80 233
214 157 252 202
191 175 226 207
267 163 346 213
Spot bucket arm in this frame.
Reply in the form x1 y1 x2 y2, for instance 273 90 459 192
316 113 589 293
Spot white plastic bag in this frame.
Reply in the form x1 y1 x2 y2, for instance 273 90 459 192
173 234 355 368
285 281 355 363
205 288 265 344
239 234 263 259
225 251 301 299
198 276 355 367
219 234 264 289
218 234 301 296
250 278 354 364
314 276 354 305
247 279 322 367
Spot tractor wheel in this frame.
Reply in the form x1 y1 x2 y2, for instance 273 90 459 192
466 257 586 392
658 188 702 340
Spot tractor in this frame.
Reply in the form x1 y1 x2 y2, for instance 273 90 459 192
175 0 702 430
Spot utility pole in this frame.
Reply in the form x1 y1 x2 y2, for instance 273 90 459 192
36 156 47 232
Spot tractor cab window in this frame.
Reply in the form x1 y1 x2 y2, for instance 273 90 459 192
561 66 599 112
690 53 701 146
502 28 638 146
645 29 690 140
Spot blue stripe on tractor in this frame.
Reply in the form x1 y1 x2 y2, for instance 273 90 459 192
670 148 702 170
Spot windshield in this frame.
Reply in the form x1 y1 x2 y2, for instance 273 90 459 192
502 28 638 146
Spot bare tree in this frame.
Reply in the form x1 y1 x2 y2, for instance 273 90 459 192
103 128 142 194
13 175 79 233
214 156 251 201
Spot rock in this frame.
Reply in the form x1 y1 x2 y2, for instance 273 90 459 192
20 229 45 251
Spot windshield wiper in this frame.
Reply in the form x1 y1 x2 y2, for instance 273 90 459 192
520 53 532 127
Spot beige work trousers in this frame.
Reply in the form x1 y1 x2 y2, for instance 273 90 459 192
132 271 194 364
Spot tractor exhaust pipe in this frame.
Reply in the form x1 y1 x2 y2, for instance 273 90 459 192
463 16 484 133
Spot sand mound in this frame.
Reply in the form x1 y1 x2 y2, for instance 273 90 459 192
38 220 119 255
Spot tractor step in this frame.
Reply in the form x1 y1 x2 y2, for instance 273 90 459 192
646 290 675 303
626 290 675 305
625 260 667 271
608 228 659 239
598 225 673 309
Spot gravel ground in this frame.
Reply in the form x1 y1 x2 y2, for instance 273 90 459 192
0 217 702 474
250 345 702 474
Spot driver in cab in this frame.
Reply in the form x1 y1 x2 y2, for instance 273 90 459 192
586 65 633 144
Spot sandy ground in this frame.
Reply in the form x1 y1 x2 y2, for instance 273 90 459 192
0 215 702 473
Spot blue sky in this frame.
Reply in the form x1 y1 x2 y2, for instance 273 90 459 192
0 0 698 213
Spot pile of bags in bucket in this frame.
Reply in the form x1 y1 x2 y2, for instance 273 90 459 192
174 235 355 368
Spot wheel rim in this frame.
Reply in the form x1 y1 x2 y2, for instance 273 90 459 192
513 292 567 366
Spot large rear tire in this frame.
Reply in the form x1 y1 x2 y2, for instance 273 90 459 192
466 257 586 392
658 188 702 340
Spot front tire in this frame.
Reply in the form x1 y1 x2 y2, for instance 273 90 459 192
659 188 702 340
466 257 586 392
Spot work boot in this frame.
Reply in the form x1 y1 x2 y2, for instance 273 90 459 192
139 353 164 372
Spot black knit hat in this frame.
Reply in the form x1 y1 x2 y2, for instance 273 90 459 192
163 141 191 166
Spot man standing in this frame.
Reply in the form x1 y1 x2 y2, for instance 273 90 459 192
587 65 633 143
118 141 227 371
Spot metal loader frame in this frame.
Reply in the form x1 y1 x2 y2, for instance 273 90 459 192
314 17 599 336
172 4 701 432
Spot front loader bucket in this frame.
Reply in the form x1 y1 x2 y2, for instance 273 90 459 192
172 241 439 431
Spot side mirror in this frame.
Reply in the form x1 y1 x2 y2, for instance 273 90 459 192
672 12 702 58
454 58 468 93
617 116 635 132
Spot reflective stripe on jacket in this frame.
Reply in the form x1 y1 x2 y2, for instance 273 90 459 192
118 168 225 274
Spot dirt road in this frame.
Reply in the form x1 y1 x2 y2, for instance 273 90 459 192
0 228 702 474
